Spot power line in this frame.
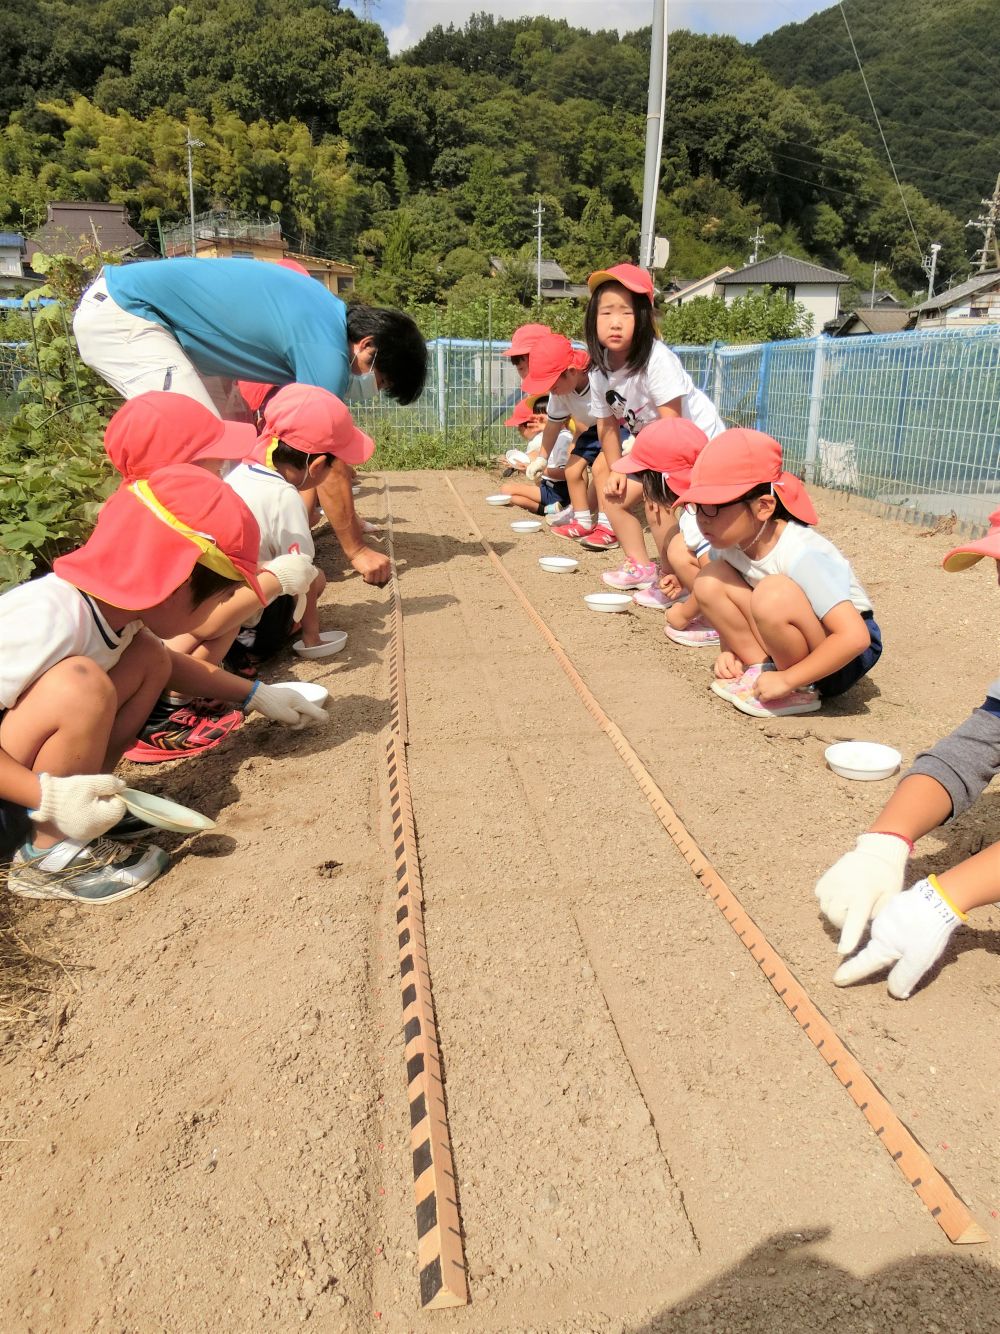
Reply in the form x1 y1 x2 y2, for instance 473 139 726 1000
836 1 923 261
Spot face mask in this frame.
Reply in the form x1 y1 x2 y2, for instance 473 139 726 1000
346 370 379 403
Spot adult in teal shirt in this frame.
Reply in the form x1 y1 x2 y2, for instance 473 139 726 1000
74 257 427 411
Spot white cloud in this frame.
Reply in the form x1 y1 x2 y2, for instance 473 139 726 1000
380 0 831 56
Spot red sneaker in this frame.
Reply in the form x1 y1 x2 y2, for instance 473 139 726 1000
578 525 620 551
123 704 244 764
550 519 595 541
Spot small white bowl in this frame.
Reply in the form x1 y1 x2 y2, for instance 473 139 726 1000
351 484 362 495
486 493 512 506
584 592 632 614
505 448 530 467
293 630 348 659
270 680 330 706
120 789 217 834
539 555 578 573
825 741 902 782
511 519 542 532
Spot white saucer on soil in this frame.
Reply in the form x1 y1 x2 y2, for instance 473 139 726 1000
293 630 348 659
825 741 902 781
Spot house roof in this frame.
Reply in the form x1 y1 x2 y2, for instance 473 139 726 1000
491 256 570 283
913 269 1000 313
718 253 848 287
668 266 734 303
830 307 912 336
0 232 24 249
28 201 153 260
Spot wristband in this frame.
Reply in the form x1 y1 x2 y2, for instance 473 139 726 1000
872 830 914 852
243 680 260 711
927 873 968 921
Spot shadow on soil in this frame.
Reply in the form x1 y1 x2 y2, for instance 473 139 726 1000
630 1228 1000 1333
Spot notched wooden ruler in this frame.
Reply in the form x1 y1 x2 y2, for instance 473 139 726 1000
444 473 988 1247
383 479 470 1308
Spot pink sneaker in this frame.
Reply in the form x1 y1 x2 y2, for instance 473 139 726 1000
731 683 821 718
578 525 620 551
602 560 657 590
551 519 595 541
633 585 675 609
711 663 768 703
663 616 720 647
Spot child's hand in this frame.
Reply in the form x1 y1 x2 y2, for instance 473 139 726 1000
713 651 744 680
659 572 682 598
833 878 962 998
604 472 627 501
815 832 910 954
31 772 126 842
753 669 795 702
525 456 547 482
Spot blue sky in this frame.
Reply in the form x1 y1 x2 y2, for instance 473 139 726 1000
347 0 836 57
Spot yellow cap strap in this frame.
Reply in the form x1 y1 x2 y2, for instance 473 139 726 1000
265 436 280 469
130 480 245 586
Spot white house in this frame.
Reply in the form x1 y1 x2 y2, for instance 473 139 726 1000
717 254 848 332
911 270 1000 329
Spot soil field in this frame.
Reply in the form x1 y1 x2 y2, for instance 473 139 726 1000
1 470 999 1333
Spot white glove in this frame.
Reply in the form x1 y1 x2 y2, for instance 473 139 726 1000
815 832 910 955
262 553 318 621
833 877 963 999
525 455 547 482
244 682 327 730
30 772 126 842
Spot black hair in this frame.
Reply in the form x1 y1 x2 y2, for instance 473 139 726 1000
584 281 658 375
639 469 679 507
346 304 428 405
271 441 335 472
189 561 240 607
740 481 805 526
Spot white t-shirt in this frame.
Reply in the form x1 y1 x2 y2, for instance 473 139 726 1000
589 342 725 440
225 463 315 563
546 382 597 432
677 507 710 558
718 523 873 620
525 427 573 471
0 574 141 711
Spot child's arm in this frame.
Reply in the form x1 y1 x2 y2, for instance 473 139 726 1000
0 752 126 842
0 750 42 809
165 653 325 727
754 600 871 701
526 417 561 480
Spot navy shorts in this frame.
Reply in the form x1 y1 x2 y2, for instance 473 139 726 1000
817 612 883 698
0 797 29 859
536 478 570 514
570 426 601 465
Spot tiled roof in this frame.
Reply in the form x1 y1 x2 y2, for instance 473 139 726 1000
718 253 848 286
0 232 24 249
29 202 152 258
832 308 912 335
913 269 1000 313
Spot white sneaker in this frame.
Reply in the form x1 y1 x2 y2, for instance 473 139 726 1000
8 836 169 904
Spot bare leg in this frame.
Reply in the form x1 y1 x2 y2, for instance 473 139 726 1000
664 532 706 630
299 571 329 648
564 455 591 515
500 480 543 512
748 574 828 670
693 559 767 671
105 630 172 763
594 455 648 563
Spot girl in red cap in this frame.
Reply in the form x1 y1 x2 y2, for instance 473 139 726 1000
582 264 725 590
497 396 573 515
0 465 326 904
680 428 882 718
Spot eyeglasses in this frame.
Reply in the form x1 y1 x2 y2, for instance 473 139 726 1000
684 499 750 519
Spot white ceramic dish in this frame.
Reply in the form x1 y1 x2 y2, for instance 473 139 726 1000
270 680 330 706
825 741 902 782
351 484 362 494
584 592 632 614
511 519 542 532
505 448 530 467
293 630 348 659
485 493 512 506
120 788 217 834
538 555 579 573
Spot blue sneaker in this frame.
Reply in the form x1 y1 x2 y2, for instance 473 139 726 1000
7 836 169 904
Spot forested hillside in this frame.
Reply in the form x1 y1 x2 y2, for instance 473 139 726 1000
755 0 1000 222
0 0 976 311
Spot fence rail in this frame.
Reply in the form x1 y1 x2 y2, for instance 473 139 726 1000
3 303 999 529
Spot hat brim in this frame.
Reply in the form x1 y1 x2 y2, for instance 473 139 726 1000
610 453 650 475
521 369 564 396
54 487 265 610
194 420 258 462
333 426 375 467
587 269 652 297
942 543 995 572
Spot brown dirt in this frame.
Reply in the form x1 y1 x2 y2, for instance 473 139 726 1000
1 471 999 1333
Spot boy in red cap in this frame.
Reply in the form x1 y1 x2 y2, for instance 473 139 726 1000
220 384 374 674
583 264 725 587
502 323 552 382
520 333 602 533
817 515 1000 996
680 428 881 718
497 395 572 515
102 393 322 763
609 418 717 636
0 465 324 903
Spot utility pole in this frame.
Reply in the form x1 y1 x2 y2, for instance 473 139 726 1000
967 171 1000 273
535 198 543 310
870 260 879 308
639 0 668 273
185 132 204 258
922 242 941 300
748 227 765 265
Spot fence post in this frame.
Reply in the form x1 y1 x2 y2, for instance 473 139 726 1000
710 339 723 412
804 334 826 485
755 341 774 433
436 339 446 430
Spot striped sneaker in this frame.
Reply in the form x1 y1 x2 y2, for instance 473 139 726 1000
123 703 243 764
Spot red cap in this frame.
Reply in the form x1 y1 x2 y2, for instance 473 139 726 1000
943 509 1000 571
503 323 552 358
678 428 818 525
610 418 709 491
276 257 310 276
103 392 256 483
237 380 278 414
521 333 579 395
587 264 655 302
570 347 590 371
55 465 264 610
255 384 375 467
504 396 547 428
